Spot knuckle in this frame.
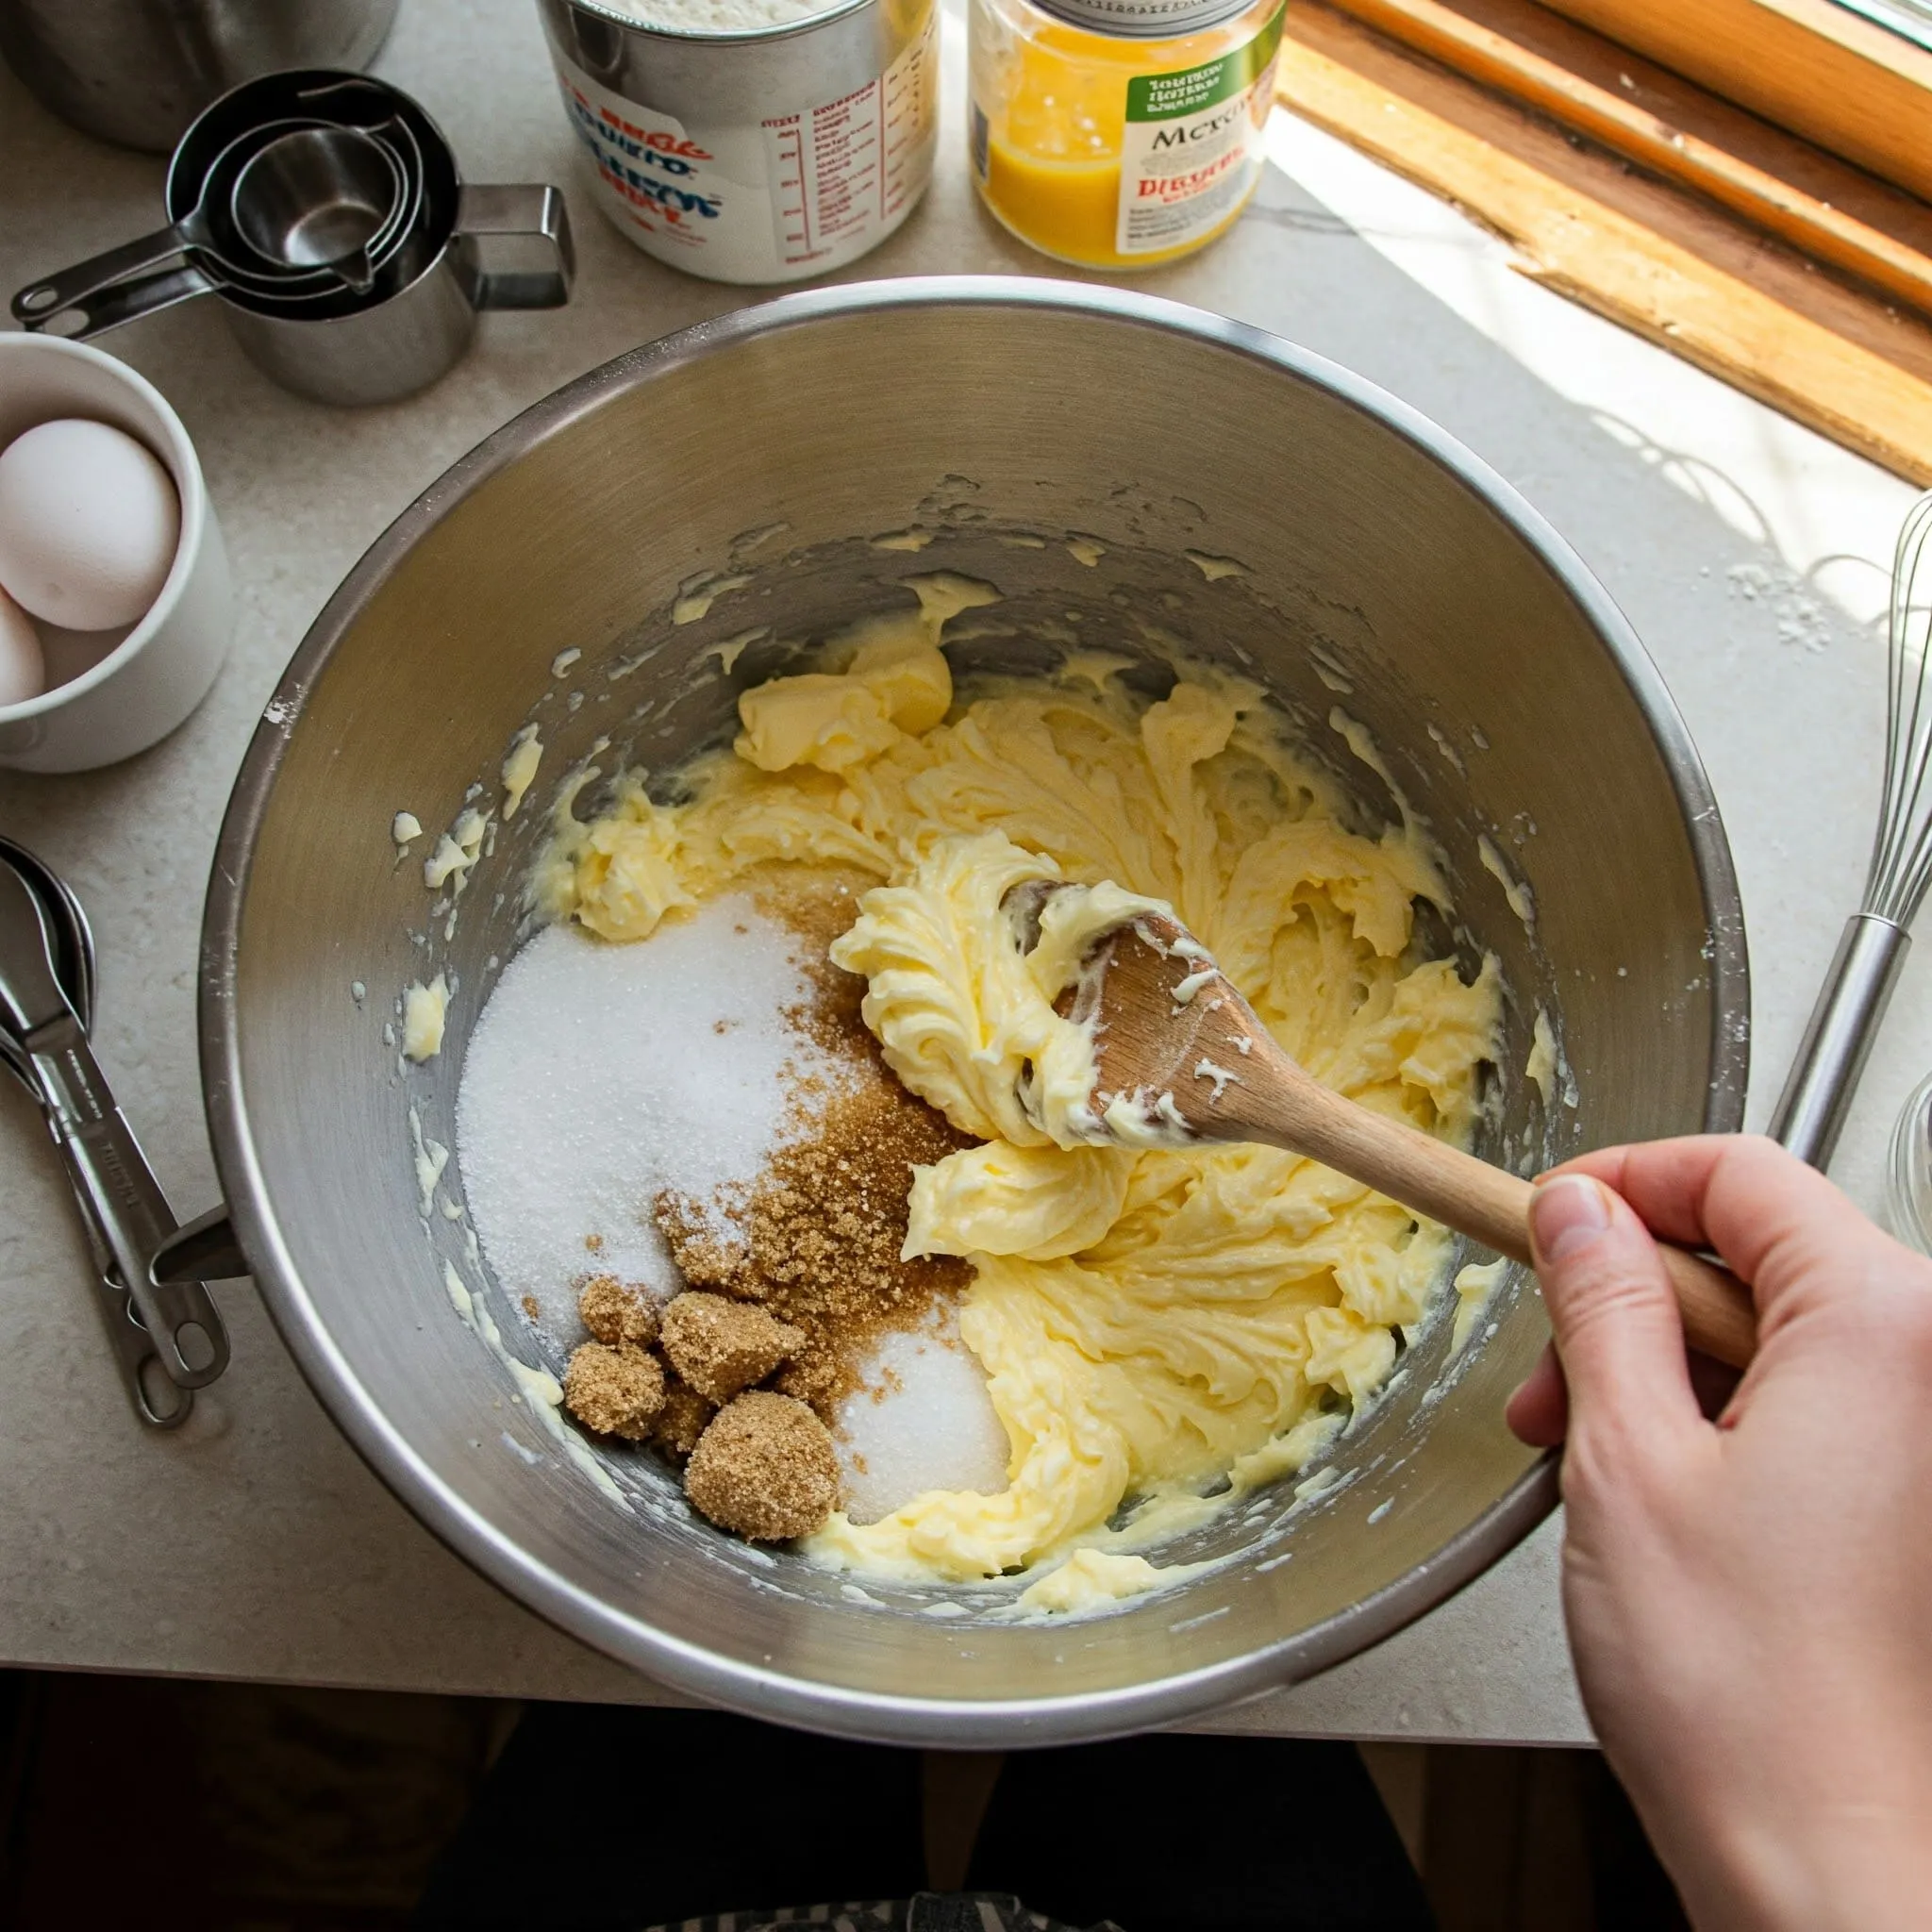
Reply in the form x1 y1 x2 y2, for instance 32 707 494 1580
1546 1251 1671 1341
1724 1132 1790 1183
1557 1427 1645 1510
1558 1413 1683 1515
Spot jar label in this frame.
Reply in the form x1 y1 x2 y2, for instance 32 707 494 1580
549 14 938 285
1114 5 1284 257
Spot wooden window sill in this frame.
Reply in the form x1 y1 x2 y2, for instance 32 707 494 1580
1541 0 1932 203
1275 0 1932 481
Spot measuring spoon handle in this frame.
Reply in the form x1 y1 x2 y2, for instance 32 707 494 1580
23 1009 230 1390
58 1158 194 1429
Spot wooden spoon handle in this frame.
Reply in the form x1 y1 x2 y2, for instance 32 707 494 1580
1227 1062 1759 1369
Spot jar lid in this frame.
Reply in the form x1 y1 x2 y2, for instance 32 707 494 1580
1026 0 1262 36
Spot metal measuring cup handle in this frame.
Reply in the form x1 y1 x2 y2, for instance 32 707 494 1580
8 1053 200 1429
455 185 575 310
60 1158 197 1429
12 225 216 331
11 258 219 341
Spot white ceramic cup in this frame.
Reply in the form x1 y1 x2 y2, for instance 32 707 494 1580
0 334 233 773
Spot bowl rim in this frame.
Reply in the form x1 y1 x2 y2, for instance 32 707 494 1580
199 275 1750 1745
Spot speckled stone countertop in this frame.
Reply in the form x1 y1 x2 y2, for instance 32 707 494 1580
0 0 1919 1744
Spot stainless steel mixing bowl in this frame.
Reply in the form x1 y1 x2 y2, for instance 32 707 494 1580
202 278 1748 1745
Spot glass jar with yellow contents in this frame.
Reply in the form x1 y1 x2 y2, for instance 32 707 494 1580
968 0 1286 270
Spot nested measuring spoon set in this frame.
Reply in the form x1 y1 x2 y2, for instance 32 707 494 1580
0 837 243 1427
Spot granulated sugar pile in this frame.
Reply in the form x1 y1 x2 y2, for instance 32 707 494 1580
456 893 837 1329
835 1311 1011 1525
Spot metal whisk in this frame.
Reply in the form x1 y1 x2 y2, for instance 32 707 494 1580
1772 487 1932 1166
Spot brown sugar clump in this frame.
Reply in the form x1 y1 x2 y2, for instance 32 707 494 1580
659 1291 803 1402
772 1349 842 1411
562 1341 664 1441
650 1374 716 1466
684 1391 840 1541
653 1191 758 1298
577 1273 659 1347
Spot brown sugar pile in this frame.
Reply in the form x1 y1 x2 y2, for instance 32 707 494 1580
684 1391 841 1541
562 1340 664 1441
578 1274 658 1348
652 1378 715 1463
562 1275 841 1536
559 867 981 1544
660 1291 804 1401
655 1077 973 1410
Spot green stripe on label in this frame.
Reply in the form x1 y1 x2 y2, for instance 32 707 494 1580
1124 3 1285 121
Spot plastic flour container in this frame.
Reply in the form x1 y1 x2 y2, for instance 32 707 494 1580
536 0 939 284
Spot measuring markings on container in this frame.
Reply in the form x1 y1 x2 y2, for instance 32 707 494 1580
762 14 937 269
548 11 936 285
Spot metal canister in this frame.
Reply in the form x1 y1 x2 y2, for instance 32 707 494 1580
535 0 938 285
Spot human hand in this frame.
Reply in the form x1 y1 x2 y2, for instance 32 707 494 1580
1507 1135 1932 1929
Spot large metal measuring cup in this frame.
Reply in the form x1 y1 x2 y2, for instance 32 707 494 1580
217 178 575 407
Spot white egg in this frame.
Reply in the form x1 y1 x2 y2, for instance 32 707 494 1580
0 583 46 708
0 418 180 632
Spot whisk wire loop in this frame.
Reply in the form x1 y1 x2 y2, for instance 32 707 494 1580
1774 487 1932 1167
1869 489 1932 924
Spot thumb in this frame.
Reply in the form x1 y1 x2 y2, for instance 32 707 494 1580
1528 1174 1702 1453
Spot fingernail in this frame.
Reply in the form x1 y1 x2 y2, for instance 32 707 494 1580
1530 1174 1613 1264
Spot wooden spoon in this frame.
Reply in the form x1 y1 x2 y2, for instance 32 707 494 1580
1028 897 1758 1369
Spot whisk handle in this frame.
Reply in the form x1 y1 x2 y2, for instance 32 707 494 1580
1769 913 1911 1169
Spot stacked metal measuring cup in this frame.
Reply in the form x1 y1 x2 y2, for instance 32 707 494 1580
12 70 575 407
